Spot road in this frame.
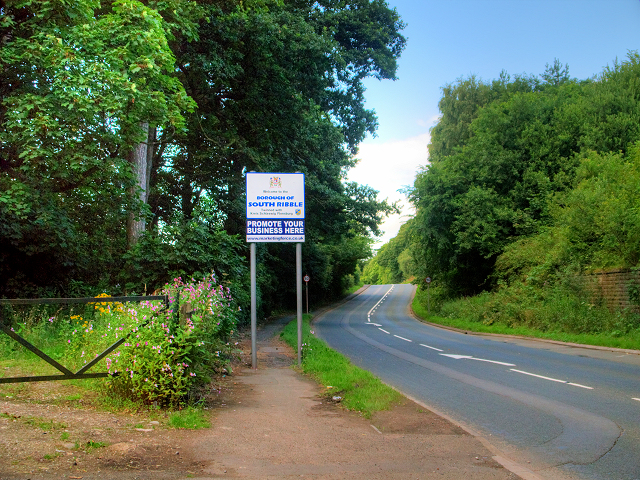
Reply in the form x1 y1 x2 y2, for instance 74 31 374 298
315 284 640 480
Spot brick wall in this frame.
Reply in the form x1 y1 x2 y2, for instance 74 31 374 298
590 269 640 312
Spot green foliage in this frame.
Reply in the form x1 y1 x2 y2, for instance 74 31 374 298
362 220 417 285
0 275 238 408
495 148 640 286
0 0 406 313
106 276 238 406
122 222 249 322
281 316 402 417
0 0 196 297
427 280 640 341
411 52 640 296
167 406 210 429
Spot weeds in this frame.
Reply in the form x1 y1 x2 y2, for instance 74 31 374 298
0 274 239 409
413 282 640 350
84 440 107 452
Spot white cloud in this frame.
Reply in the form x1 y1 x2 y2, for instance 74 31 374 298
347 132 430 248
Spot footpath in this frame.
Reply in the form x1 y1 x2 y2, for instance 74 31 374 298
183 311 523 480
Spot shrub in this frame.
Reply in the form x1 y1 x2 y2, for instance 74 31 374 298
104 275 238 406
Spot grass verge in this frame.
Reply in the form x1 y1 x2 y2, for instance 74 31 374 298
412 294 640 351
280 314 402 418
167 407 210 429
343 283 365 296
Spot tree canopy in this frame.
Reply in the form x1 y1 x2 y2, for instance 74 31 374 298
0 0 406 313
407 53 640 296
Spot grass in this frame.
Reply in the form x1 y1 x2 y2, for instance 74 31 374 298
84 440 107 452
412 293 640 351
167 407 211 429
343 283 365 296
1 413 68 432
281 314 402 418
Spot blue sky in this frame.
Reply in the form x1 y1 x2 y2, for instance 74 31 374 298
347 0 640 248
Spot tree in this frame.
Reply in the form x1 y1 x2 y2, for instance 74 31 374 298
0 0 406 307
410 53 640 297
0 0 195 294
149 0 405 307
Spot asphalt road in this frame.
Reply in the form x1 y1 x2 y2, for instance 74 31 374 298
315 284 640 480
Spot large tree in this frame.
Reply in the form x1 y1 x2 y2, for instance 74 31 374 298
0 0 196 294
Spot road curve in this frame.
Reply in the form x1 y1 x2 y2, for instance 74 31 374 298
315 284 640 480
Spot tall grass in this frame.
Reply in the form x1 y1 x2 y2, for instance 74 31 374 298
281 315 401 417
413 284 640 350
0 275 239 407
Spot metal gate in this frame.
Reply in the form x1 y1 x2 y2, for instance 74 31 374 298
0 295 169 384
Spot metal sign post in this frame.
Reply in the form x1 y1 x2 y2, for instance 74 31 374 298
246 172 305 369
297 243 303 366
250 243 257 370
304 275 310 314
425 277 432 316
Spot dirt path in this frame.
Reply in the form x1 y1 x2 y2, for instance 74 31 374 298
0 315 521 480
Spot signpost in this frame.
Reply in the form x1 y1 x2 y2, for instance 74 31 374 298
246 172 305 368
303 275 310 314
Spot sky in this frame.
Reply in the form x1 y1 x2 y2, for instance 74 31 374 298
347 0 640 249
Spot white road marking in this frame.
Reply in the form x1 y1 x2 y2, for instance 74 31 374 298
367 285 395 318
469 358 516 367
510 369 567 383
394 335 412 342
365 323 382 326
632 398 640 402
419 344 443 352
568 383 594 390
378 328 390 334
440 354 516 366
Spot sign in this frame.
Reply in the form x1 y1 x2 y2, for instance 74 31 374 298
246 172 305 242
425 277 432 284
303 275 310 282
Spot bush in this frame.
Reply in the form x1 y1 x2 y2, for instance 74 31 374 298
437 279 640 337
105 275 238 406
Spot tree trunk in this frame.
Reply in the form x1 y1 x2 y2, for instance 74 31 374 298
127 122 149 249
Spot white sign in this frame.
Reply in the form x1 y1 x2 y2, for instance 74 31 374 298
246 172 305 242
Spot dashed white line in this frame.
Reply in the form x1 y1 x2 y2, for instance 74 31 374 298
378 328 390 334
365 323 382 327
367 285 395 321
394 335 412 342
632 398 640 402
420 344 443 352
568 383 594 390
469 358 516 367
510 369 567 383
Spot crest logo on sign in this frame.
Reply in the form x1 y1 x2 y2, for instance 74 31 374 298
269 176 282 188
